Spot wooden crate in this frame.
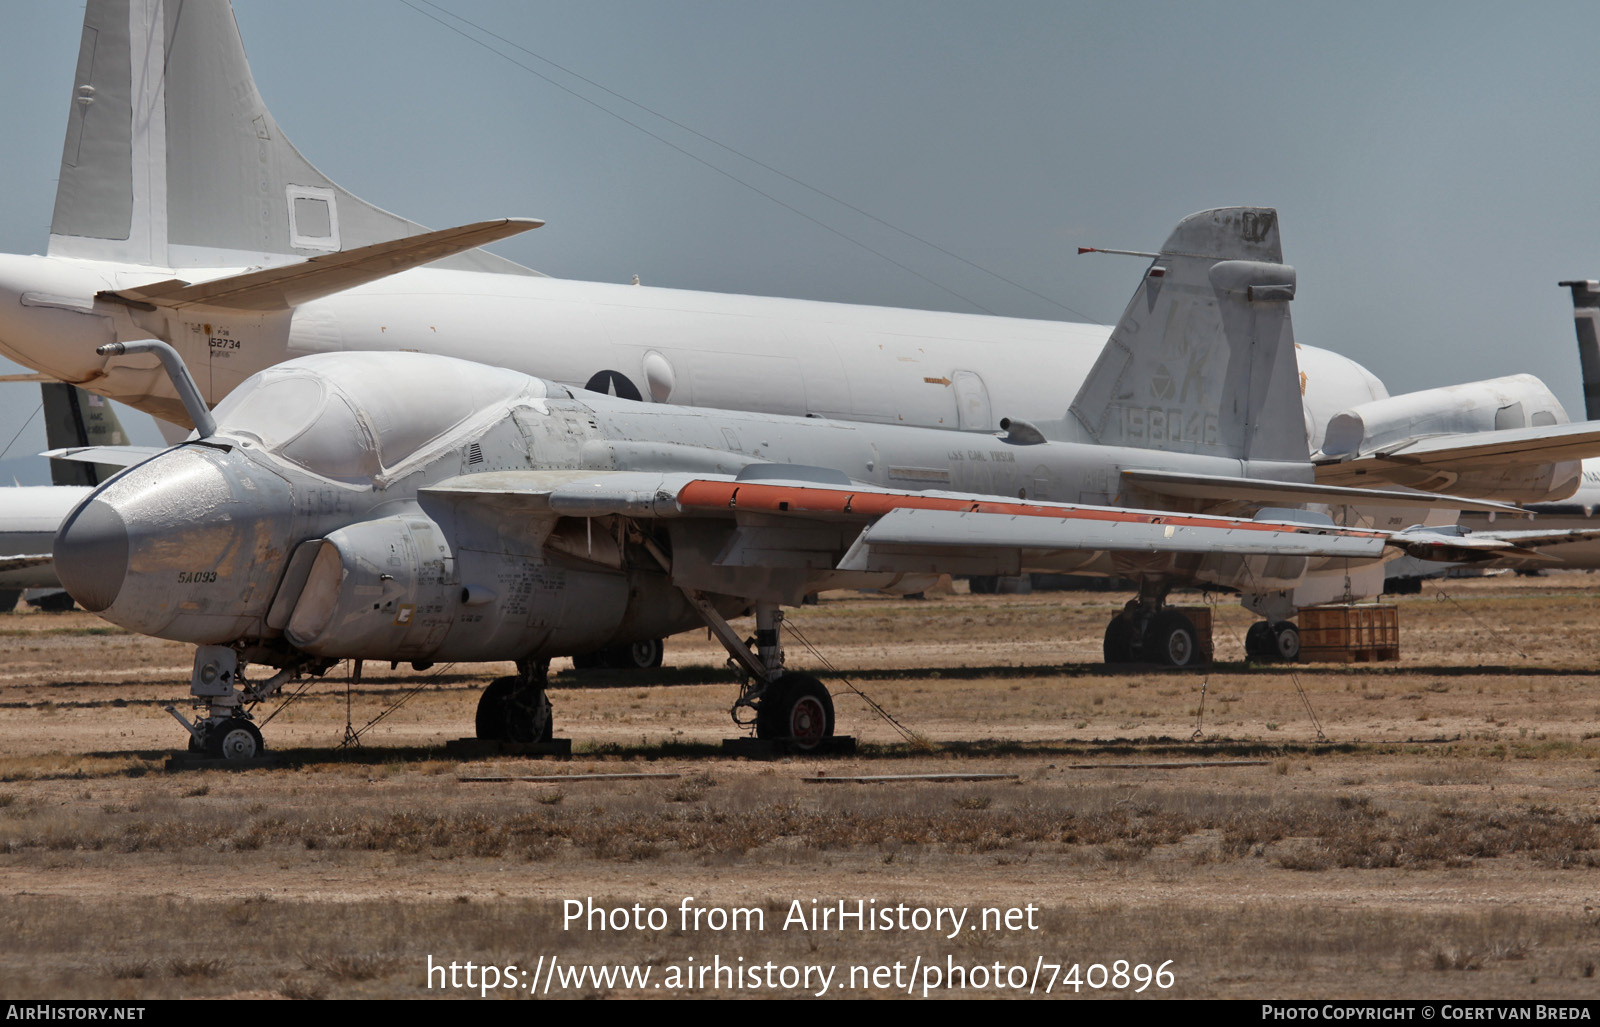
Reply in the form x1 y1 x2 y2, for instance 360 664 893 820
1297 603 1399 663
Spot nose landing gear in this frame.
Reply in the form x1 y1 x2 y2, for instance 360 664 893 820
167 644 303 761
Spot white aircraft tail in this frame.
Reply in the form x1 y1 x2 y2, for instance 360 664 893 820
51 0 535 275
1069 207 1305 463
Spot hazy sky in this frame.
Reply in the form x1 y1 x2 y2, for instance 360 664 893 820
1 1 1597 481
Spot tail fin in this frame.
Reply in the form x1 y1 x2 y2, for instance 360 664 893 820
41 384 129 486
1560 279 1600 419
1068 207 1304 462
50 0 535 275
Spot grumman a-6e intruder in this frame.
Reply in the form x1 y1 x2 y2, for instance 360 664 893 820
53 210 1580 758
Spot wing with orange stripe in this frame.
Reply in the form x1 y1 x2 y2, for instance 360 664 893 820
422 468 1392 575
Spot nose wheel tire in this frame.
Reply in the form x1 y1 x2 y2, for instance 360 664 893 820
755 673 834 752
205 718 263 760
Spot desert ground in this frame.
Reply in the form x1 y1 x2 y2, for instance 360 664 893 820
2 573 1600 1000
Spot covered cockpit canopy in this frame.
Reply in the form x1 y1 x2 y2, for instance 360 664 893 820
210 352 545 485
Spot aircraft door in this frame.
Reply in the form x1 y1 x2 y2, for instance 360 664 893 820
951 370 993 431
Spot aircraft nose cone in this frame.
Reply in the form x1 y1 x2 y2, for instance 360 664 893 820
54 499 129 613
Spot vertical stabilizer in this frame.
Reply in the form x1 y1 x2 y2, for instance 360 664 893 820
50 0 535 275
41 384 130 486
1069 207 1304 462
1560 279 1600 419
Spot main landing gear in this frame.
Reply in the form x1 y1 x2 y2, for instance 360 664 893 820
475 658 554 743
1102 597 1204 668
681 593 836 752
1244 620 1301 662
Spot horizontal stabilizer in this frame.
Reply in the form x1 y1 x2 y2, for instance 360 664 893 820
43 446 164 468
1387 524 1600 563
1121 469 1523 514
1314 421 1600 487
97 219 543 313
0 373 60 384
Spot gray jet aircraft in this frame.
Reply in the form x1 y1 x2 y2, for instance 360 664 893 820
52 209 1573 758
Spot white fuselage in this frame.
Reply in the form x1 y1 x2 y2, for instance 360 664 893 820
0 255 1387 452
0 486 91 588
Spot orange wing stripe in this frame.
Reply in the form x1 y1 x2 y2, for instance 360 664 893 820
675 480 1386 538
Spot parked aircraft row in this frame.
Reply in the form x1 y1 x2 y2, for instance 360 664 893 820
6 0 1600 755
49 210 1595 757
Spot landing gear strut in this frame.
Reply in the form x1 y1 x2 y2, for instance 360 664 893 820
475 659 554 742
1102 596 1205 668
680 593 836 751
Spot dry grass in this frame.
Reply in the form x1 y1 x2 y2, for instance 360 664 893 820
1 893 1592 999
3 575 1600 998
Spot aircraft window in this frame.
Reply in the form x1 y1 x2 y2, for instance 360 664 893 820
211 374 325 450
215 353 541 482
337 357 534 469
278 392 380 481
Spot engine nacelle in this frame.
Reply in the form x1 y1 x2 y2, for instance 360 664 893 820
1319 374 1566 457
285 515 459 660
280 513 716 662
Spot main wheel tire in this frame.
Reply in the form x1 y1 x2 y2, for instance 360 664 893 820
476 676 554 743
1244 620 1274 659
475 676 517 740
610 638 665 670
26 590 76 613
1103 615 1139 663
206 718 263 760
1272 622 1302 662
1145 610 1200 668
755 673 835 752
571 639 666 671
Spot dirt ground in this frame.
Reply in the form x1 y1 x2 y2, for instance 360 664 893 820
3 573 1600 1000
